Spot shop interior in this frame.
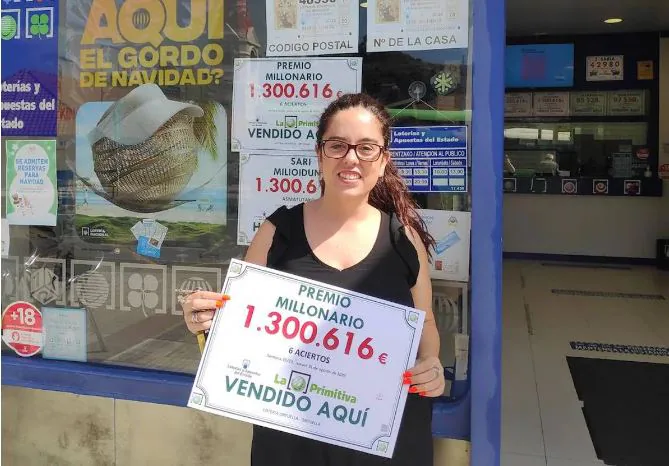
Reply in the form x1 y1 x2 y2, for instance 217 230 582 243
502 1 668 465
504 0 665 197
503 1 668 260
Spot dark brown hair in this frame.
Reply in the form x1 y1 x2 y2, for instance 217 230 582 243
316 93 436 256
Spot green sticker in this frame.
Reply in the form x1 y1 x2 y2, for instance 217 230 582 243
1 15 17 40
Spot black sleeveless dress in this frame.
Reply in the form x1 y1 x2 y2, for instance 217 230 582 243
250 203 433 466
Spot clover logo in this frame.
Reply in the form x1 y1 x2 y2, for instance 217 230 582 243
128 272 159 317
29 13 50 38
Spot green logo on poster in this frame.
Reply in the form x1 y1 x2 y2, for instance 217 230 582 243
290 375 307 392
29 13 51 38
1 15 17 40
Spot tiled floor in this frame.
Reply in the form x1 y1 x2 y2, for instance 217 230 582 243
501 260 669 466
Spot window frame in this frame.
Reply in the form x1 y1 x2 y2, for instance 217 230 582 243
2 0 503 460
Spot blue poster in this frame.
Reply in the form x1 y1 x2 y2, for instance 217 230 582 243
505 44 574 88
1 0 59 136
390 126 468 193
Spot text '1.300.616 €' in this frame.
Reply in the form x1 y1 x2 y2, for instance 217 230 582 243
188 260 425 458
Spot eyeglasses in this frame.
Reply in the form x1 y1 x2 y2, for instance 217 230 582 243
319 139 385 162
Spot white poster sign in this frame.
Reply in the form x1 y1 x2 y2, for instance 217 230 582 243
42 307 87 362
266 0 359 57
232 57 362 153
418 209 471 282
188 259 425 458
586 55 624 81
504 93 533 117
533 92 570 117
5 140 58 226
237 153 320 245
366 0 469 52
570 92 607 116
607 90 646 116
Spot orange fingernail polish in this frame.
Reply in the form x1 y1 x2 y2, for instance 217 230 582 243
409 386 418 393
419 391 427 397
221 295 231 301
403 371 411 378
403 377 412 385
216 300 223 307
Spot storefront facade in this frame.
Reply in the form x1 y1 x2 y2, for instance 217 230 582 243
1 0 503 464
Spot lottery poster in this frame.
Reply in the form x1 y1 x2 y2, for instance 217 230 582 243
5 140 58 226
418 209 471 282
231 57 362 153
237 153 320 245
366 0 469 52
266 0 359 57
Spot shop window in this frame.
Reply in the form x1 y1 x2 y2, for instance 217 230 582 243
2 0 474 408
504 120 650 178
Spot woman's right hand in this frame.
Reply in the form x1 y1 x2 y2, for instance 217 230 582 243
182 291 229 334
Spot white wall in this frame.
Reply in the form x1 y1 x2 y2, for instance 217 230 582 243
503 37 669 259
503 195 663 258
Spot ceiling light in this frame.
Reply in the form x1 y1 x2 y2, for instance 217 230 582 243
604 18 623 24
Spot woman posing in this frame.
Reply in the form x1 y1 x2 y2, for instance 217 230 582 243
182 93 445 465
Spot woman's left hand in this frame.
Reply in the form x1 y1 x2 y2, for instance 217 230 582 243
403 356 446 397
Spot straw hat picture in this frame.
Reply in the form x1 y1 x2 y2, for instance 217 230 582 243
79 84 209 213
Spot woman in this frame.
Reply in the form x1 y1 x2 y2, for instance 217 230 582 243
182 93 445 465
